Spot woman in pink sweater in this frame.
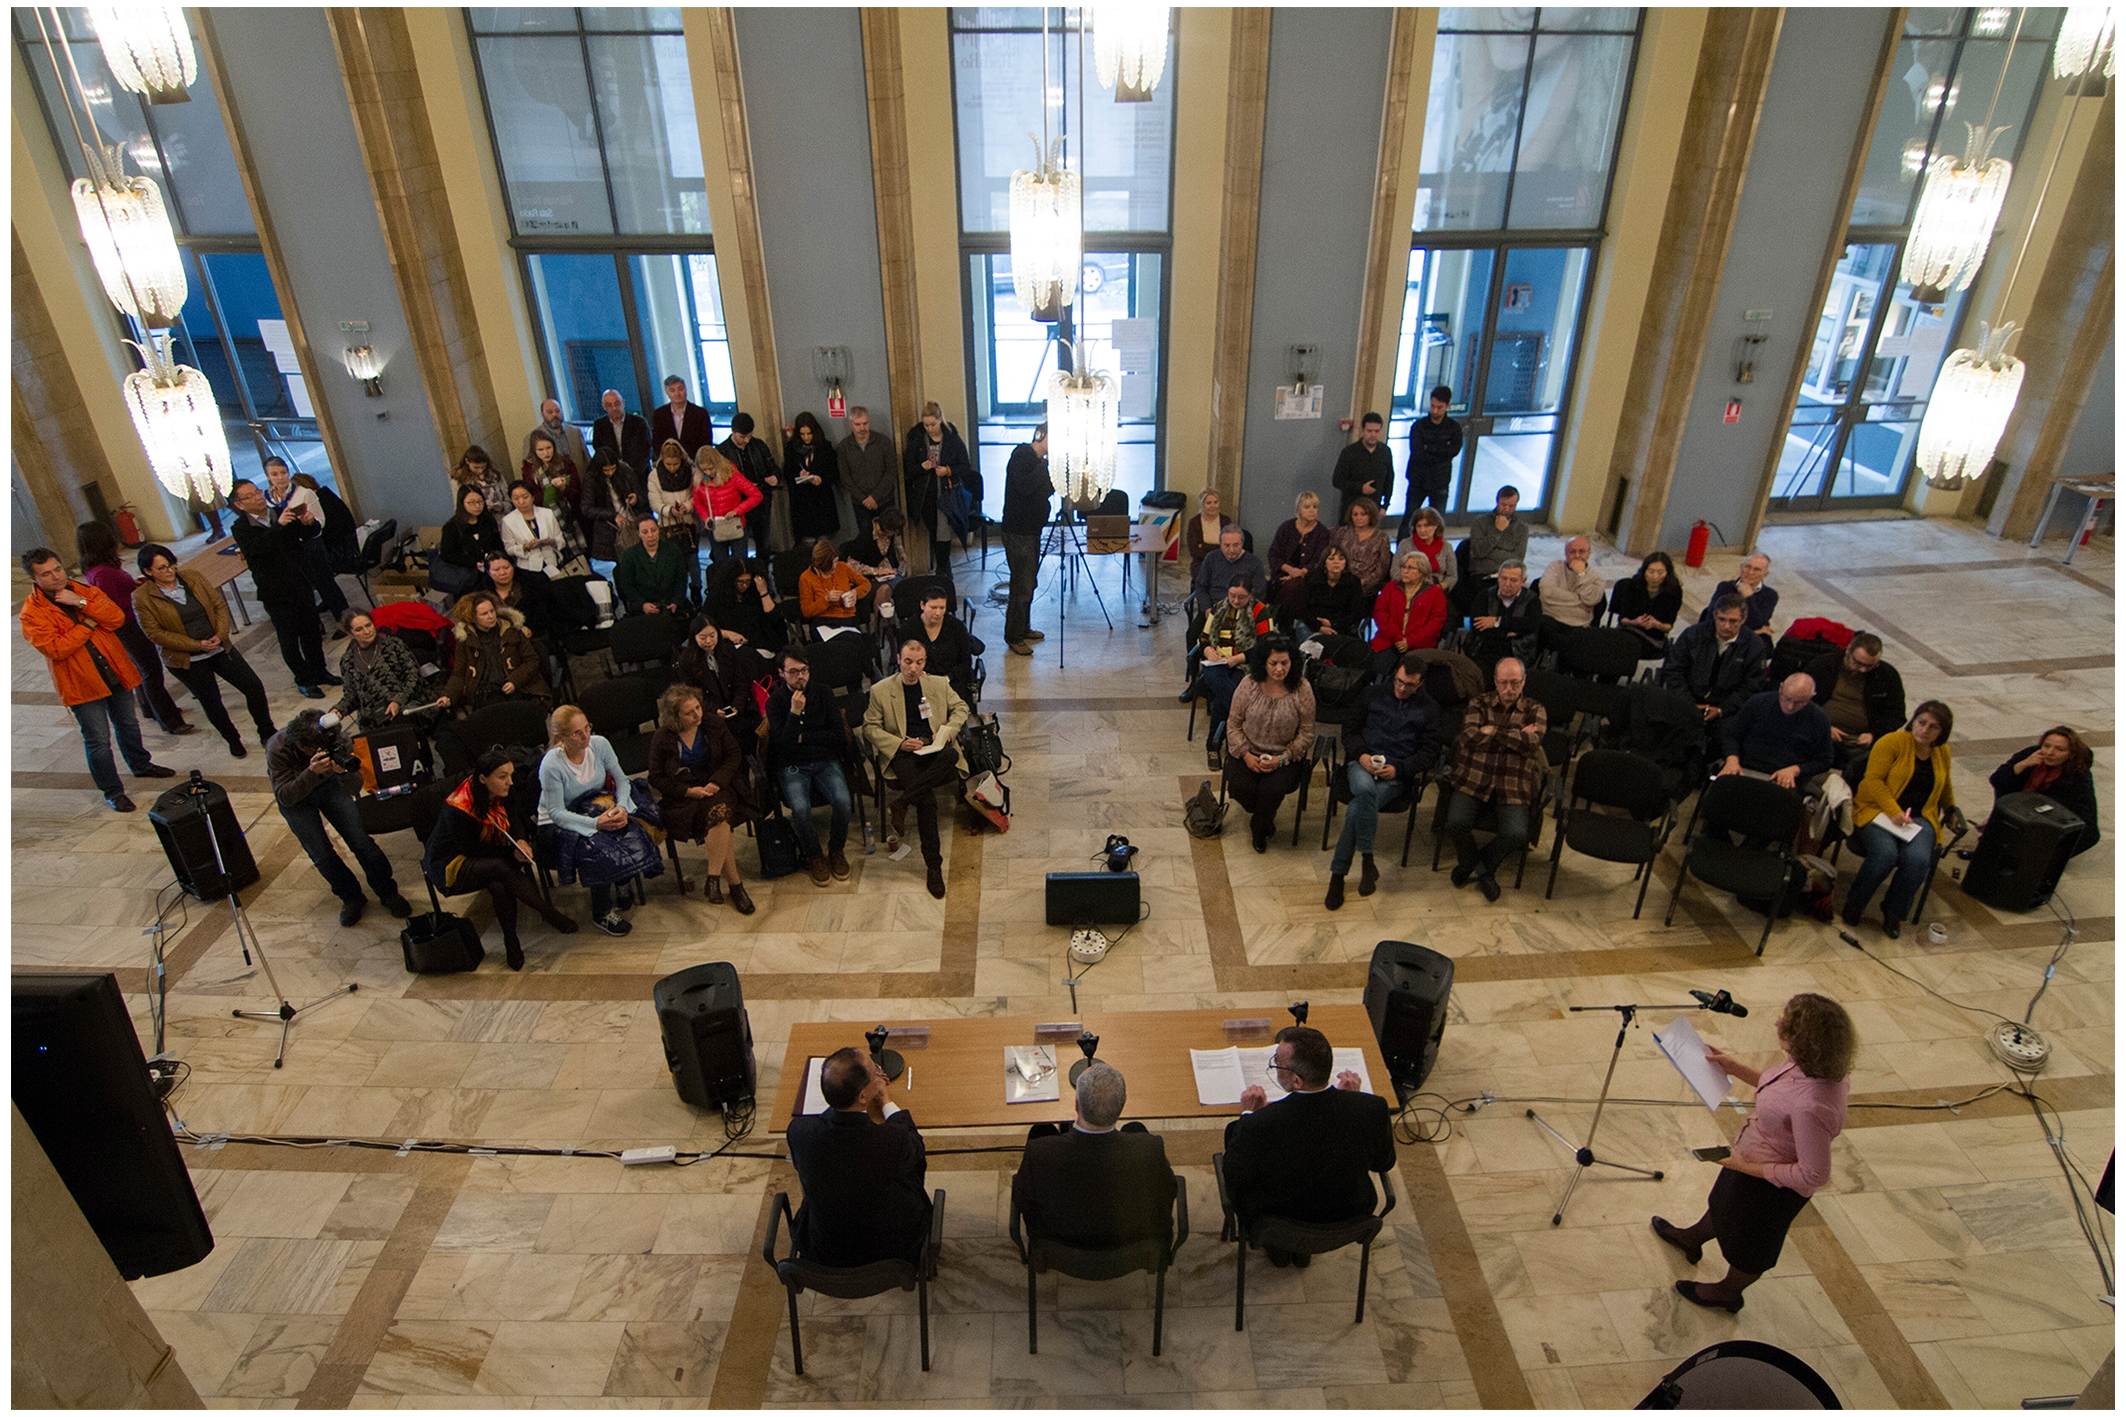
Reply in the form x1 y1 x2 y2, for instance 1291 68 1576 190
1651 992 1854 1312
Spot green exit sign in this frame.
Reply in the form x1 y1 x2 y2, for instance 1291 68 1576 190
1744 309 1773 322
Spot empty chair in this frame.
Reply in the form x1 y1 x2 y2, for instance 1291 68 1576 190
761 1188 946 1375
1213 1152 1395 1330
350 519 399 608
1522 668 1590 770
1546 749 1679 917
1664 774 1808 954
449 698 550 779
1557 626 1644 684
577 674 665 777
610 611 684 675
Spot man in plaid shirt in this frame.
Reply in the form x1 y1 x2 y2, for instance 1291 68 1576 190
1444 657 1547 901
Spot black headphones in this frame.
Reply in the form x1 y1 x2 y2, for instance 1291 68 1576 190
1102 834 1138 873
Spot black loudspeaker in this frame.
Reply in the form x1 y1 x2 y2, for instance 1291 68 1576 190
654 962 756 1109
1363 940 1454 1091
1046 871 1141 926
149 778 259 902
13 972 214 1280
1963 791 2084 912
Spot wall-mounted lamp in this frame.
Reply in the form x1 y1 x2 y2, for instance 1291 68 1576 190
339 320 382 396
1288 343 1320 389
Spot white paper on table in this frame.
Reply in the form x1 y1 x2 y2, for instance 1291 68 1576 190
1876 814 1924 842
1330 1047 1377 1097
796 1056 831 1117
1193 1045 1378 1104
1005 1045 1061 1103
1190 1048 1251 1105
1653 1016 1733 1112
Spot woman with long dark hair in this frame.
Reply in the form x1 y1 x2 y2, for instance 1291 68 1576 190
423 748 578 970
1223 634 1317 853
648 685 757 913
450 444 507 514
1988 724 2101 856
1296 544 1365 640
673 615 762 737
76 522 193 735
902 401 974 580
438 484 504 572
1610 549 1682 657
784 411 842 542
577 445 642 569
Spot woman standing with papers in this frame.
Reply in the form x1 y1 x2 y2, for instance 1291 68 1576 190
1651 993 1855 1312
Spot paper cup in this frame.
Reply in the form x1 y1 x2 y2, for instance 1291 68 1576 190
1926 922 1948 945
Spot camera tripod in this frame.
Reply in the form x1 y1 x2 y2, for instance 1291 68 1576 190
1043 509 1113 667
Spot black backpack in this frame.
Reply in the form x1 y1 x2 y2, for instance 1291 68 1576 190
960 713 1009 779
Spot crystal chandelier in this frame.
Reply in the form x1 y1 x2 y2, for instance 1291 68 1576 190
1094 6 1170 101
1914 323 2024 489
71 143 187 326
123 336 234 503
2054 6 2115 78
1046 365 1118 505
86 4 196 104
1902 124 2013 302
1009 138 1081 317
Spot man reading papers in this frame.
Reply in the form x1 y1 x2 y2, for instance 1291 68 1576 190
787 1046 933 1266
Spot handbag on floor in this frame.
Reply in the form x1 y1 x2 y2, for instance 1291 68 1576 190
1184 779 1226 838
400 910 485 974
755 813 803 879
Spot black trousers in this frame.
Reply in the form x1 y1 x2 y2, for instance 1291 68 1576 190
169 652 276 746
887 748 961 865
451 855 552 948
1224 756 1307 839
269 598 328 686
116 620 187 732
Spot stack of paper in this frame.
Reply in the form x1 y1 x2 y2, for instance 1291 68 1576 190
1189 1046 1376 1105
1653 1016 1733 1112
1005 1045 1060 1104
792 1056 830 1118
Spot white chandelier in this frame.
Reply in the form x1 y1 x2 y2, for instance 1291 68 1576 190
2054 6 2115 77
1901 124 2012 301
1009 138 1081 316
123 336 234 504
1914 323 2024 489
1046 366 1118 505
87 4 196 104
72 145 187 326
1094 6 1170 101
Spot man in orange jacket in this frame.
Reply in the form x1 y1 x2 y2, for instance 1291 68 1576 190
21 546 175 811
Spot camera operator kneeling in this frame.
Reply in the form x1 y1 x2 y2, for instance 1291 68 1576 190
267 709 414 927
425 749 579 971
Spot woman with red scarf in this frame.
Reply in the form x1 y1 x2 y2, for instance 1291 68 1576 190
423 748 578 970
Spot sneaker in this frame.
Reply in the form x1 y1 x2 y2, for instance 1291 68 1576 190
1324 875 1346 911
296 685 325 699
828 851 851 881
107 793 137 813
339 898 366 928
593 911 632 936
808 857 832 886
380 892 414 919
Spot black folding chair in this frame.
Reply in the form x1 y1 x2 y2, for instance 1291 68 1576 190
1429 756 1550 888
762 1189 946 1376
577 673 665 777
1558 626 1644 685
350 519 399 608
1664 774 1808 955
1213 1153 1395 1330
610 611 684 675
1546 749 1679 918
450 699 551 780
1010 1178 1188 1356
1522 669 1591 771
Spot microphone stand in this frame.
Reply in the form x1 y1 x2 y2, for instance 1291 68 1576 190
1525 998 1723 1226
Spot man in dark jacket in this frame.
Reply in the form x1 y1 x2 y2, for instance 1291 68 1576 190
1331 413 1394 527
766 647 854 877
1000 424 1052 655
591 388 652 474
1223 1025 1395 1266
720 414 782 552
836 406 900 540
1660 594 1769 725
649 375 715 460
1466 560 1541 674
787 1046 933 1266
1011 1062 1176 1253
1403 385 1463 537
266 709 412 927
1720 675 1835 789
1805 633 1905 769
229 478 335 697
1325 655 1443 909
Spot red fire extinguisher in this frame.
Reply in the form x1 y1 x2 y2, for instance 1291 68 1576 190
1685 519 1713 567
114 503 145 548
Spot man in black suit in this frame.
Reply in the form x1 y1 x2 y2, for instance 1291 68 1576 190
228 478 335 697
1222 1025 1395 1267
785 1046 933 1267
1012 1062 1176 1251
592 387 653 474
649 374 715 461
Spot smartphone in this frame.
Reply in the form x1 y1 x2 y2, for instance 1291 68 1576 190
1691 1146 1731 1163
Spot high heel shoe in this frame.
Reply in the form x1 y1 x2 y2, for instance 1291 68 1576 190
504 941 525 971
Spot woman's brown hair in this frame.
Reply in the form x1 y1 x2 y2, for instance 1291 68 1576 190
2040 725 2093 774
1780 993 1857 1081
656 683 703 733
452 446 494 483
1909 699 1954 744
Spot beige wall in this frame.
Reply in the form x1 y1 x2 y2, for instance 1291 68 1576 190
1163 7 1236 502
898 7 968 432
1355 10 1441 426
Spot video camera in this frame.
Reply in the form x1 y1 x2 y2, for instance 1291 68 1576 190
292 709 360 774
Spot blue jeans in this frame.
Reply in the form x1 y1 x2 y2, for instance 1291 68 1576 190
1846 819 1936 924
1199 663 1246 723
279 774 399 904
71 691 153 798
1445 788 1531 879
779 760 851 857
1332 762 1410 875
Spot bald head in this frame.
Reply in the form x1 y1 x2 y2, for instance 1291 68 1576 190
1777 674 1816 713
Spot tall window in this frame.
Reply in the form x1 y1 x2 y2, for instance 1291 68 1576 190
15 7 337 496
1770 7 2059 512
949 7 1175 514
466 7 737 429
1388 6 1640 523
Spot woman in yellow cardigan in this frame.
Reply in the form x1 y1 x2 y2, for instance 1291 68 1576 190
1842 699 1964 938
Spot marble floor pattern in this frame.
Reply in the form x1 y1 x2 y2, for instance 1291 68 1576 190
11 517 2115 1409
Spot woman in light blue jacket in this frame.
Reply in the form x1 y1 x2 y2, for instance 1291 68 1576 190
536 703 649 936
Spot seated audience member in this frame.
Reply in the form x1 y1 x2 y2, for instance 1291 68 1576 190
1660 593 1768 724
1806 633 1905 770
1537 535 1606 652
436 592 550 715
1192 581 1271 727
673 616 762 738
1610 550 1682 657
1224 635 1317 854
706 558 786 654
1989 726 2102 857
1184 489 1235 578
536 703 650 936
1720 675 1834 789
1401 506 1458 602
499 480 564 577
267 708 413 927
1464 486 1529 606
787 1046 933 1267
1442 657 1547 903
841 507 909 614
1267 492 1333 620
334 608 438 731
1369 552 1449 676
862 639 969 901
483 552 563 641
439 484 505 575
1192 524 1266 609
648 684 756 914
1330 498 1394 597
134 543 277 758
1697 552 1778 636
424 749 577 970
616 513 690 616
1295 545 1366 640
578 445 642 570
765 647 854 884
1467 560 1541 673
798 538 872 625
1844 701 1961 939
1223 1025 1395 1266
1325 653 1443 910
693 445 763 568
905 589 984 701
1011 1062 1176 1251
1331 412 1394 526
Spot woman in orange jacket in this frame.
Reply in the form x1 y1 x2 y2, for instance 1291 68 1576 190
797 538 872 626
1368 552 1448 676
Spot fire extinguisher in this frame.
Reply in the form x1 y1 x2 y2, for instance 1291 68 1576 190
114 503 144 548
1684 519 1724 568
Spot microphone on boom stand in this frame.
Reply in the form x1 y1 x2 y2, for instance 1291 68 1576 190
1688 989 1747 1018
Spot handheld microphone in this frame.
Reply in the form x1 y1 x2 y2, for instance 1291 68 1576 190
1690 989 1748 1018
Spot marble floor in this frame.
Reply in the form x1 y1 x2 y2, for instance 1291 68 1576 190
11 516 2115 1409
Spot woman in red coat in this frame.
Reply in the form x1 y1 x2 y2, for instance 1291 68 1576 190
1368 551 1447 676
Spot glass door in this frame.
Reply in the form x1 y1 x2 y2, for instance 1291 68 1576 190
523 251 738 427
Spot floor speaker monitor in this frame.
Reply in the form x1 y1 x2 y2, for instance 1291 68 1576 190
654 961 756 1109
1363 940 1454 1092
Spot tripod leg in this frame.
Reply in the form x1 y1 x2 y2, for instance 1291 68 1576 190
1549 1163 1585 1227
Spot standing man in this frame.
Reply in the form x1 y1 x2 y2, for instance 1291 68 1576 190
1000 423 1052 656
1463 484 1528 609
1404 385 1462 538
786 1046 934 1267
1442 656 1547 903
1223 1025 1395 1266
649 374 714 461
591 388 652 475
1332 412 1395 528
229 477 335 698
719 414 782 554
20 547 175 812
1324 654 1442 910
522 397 590 475
862 639 969 901
836 405 900 541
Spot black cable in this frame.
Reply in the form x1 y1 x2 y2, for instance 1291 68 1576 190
2012 1083 2113 1295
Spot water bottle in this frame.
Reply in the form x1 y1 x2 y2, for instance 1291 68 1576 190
862 818 876 855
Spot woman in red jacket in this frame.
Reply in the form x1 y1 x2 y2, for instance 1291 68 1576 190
692 446 763 566
1368 552 1447 676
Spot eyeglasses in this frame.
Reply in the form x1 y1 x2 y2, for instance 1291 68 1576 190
1267 1062 1300 1077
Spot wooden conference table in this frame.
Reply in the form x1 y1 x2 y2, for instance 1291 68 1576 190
766 1004 1391 1133
177 535 254 626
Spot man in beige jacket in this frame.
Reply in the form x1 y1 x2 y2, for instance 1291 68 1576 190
861 638 970 899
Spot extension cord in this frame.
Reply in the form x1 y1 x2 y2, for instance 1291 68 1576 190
1987 1021 2050 1074
620 1146 679 1166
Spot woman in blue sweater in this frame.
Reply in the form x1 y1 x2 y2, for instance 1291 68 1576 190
536 703 656 935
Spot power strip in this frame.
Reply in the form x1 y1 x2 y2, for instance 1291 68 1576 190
620 1146 679 1166
1987 1021 2050 1074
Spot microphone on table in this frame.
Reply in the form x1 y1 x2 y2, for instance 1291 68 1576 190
1690 989 1748 1018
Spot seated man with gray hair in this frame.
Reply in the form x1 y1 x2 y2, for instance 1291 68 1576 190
1011 1062 1177 1251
